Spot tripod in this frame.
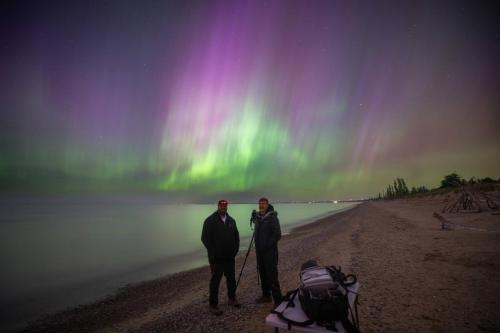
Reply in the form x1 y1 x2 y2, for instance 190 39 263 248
235 210 259 290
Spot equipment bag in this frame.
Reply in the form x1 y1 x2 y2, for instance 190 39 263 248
272 260 360 332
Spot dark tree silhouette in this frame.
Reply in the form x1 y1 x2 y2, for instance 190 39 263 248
440 173 463 188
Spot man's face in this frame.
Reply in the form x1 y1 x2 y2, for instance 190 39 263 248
218 201 228 215
258 200 268 214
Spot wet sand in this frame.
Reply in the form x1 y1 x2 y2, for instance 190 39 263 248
24 198 500 332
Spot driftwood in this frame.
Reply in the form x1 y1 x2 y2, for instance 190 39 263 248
433 212 487 231
442 185 500 213
459 209 481 214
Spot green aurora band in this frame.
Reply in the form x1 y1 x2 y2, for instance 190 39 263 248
1 1 499 200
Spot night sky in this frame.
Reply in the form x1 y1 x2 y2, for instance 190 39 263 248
1 0 499 200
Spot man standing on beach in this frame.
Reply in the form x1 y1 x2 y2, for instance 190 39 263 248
254 197 283 307
201 199 241 315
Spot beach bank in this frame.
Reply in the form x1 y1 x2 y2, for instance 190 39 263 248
24 198 500 332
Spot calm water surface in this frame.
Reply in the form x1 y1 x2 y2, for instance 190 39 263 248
0 194 354 331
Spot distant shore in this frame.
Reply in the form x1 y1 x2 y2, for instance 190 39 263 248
23 196 500 332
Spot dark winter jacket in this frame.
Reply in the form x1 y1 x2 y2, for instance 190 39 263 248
254 205 281 253
201 211 240 262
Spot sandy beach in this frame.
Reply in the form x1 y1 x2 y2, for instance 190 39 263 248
23 196 500 333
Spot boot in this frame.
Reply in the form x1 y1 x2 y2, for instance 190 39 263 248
209 305 223 316
228 298 242 308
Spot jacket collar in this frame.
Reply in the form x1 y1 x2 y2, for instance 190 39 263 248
213 211 231 222
259 210 276 221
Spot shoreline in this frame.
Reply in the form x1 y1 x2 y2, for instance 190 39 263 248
19 204 357 333
23 198 500 332
2 202 355 333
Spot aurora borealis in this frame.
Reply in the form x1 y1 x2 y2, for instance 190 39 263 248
1 0 499 200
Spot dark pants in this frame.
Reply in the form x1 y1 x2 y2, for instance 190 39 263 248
209 258 236 306
256 248 282 304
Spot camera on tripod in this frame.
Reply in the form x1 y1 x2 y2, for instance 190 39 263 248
250 209 258 227
236 209 260 289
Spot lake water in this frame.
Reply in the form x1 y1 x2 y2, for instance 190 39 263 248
0 194 354 331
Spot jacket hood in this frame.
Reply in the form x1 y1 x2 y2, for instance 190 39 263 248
262 205 278 219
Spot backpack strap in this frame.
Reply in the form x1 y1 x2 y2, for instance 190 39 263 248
343 292 361 333
354 295 360 328
340 317 362 333
271 289 315 329
326 266 358 287
271 310 316 329
343 274 357 287
282 289 298 307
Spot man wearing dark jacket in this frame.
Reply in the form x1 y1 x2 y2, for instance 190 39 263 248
201 199 241 315
254 197 283 307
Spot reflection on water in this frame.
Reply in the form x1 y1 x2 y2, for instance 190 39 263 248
0 194 353 331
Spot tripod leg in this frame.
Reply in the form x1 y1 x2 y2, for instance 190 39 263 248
235 233 255 289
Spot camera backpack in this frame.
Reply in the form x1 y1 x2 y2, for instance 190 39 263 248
271 260 360 332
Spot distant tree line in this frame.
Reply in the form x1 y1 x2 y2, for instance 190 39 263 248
440 173 499 187
376 173 500 200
